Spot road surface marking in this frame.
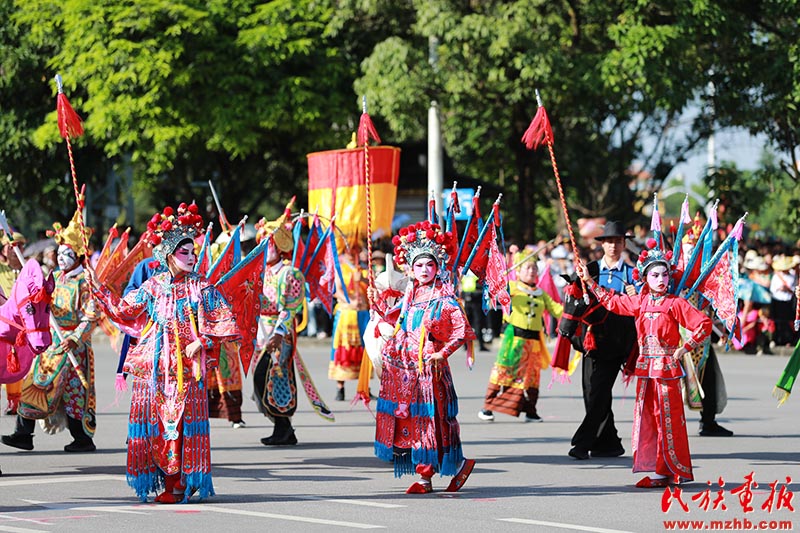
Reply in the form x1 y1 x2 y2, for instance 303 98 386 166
0 475 124 488
0 524 49 533
499 518 635 533
324 499 404 508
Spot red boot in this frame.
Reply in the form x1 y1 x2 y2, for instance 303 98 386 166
155 474 181 504
445 459 476 492
406 464 434 494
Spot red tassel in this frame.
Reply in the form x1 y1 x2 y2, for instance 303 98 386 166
284 196 296 217
7 348 19 373
56 93 85 140
492 203 501 227
15 330 26 347
521 105 553 150
357 112 381 146
451 190 461 214
583 326 597 352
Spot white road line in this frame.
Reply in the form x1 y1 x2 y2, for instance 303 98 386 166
293 495 404 509
21 501 147 515
498 518 636 533
324 499 404 509
153 505 385 529
11 494 386 528
0 513 52 526
0 524 49 533
0 475 125 487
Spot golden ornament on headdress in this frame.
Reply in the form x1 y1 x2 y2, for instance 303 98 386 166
49 209 92 256
255 198 295 253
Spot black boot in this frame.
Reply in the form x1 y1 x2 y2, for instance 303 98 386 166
1 415 34 451
260 417 297 446
64 416 96 452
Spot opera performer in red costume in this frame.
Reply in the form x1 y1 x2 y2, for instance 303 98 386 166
88 203 239 503
576 240 711 488
370 220 477 494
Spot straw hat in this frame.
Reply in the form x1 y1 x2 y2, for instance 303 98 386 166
771 255 795 272
743 250 768 271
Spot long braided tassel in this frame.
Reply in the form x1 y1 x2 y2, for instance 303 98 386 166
55 74 91 257
794 287 800 332
355 96 381 407
522 89 588 299
358 96 381 297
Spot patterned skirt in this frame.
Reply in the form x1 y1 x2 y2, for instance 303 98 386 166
329 308 369 381
127 377 214 502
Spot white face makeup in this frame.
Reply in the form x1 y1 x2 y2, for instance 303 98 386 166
518 261 539 286
412 256 438 286
170 242 197 272
57 245 78 272
646 264 670 294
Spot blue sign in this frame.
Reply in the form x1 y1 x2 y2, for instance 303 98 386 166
443 188 475 221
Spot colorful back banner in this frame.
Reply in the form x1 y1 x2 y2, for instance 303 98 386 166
307 146 400 249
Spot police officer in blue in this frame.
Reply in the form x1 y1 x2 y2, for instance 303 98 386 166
569 221 638 460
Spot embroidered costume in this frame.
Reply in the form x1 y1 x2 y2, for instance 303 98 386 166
585 242 711 484
329 259 370 384
373 220 477 493
5 210 98 454
482 279 562 420
91 203 239 502
254 256 306 444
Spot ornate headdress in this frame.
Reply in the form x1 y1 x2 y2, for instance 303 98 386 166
634 237 674 282
255 198 295 253
391 220 456 272
0 231 26 246
145 202 205 267
682 212 704 245
48 209 92 257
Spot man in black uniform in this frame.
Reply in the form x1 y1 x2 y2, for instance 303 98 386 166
567 222 638 460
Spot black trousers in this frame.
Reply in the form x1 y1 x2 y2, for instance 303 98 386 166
700 346 720 425
571 351 625 453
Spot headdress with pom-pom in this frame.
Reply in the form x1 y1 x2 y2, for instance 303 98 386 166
146 202 205 267
48 209 93 257
634 237 675 283
254 197 295 253
391 220 457 275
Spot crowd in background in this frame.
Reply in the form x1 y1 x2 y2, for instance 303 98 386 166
9 224 799 355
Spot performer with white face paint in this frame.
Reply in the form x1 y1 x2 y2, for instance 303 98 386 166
371 220 477 494
577 238 712 489
87 202 239 504
3 210 98 454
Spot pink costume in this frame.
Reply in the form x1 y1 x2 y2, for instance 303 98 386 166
374 279 476 477
588 281 711 482
94 271 238 501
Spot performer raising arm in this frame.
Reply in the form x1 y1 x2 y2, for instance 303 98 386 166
576 240 711 488
87 203 239 504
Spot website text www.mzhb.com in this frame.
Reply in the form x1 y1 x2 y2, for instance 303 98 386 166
663 518 793 530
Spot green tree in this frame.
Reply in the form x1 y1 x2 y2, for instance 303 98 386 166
346 1 722 242
7 0 364 236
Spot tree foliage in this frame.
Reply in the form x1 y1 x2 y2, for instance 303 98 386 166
0 0 798 243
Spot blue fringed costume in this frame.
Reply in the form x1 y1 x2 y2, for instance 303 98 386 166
373 280 475 478
93 271 238 502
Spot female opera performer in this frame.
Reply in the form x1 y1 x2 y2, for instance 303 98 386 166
371 220 477 494
576 241 711 487
87 203 239 503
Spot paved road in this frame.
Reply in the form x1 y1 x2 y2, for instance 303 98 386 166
0 334 797 532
